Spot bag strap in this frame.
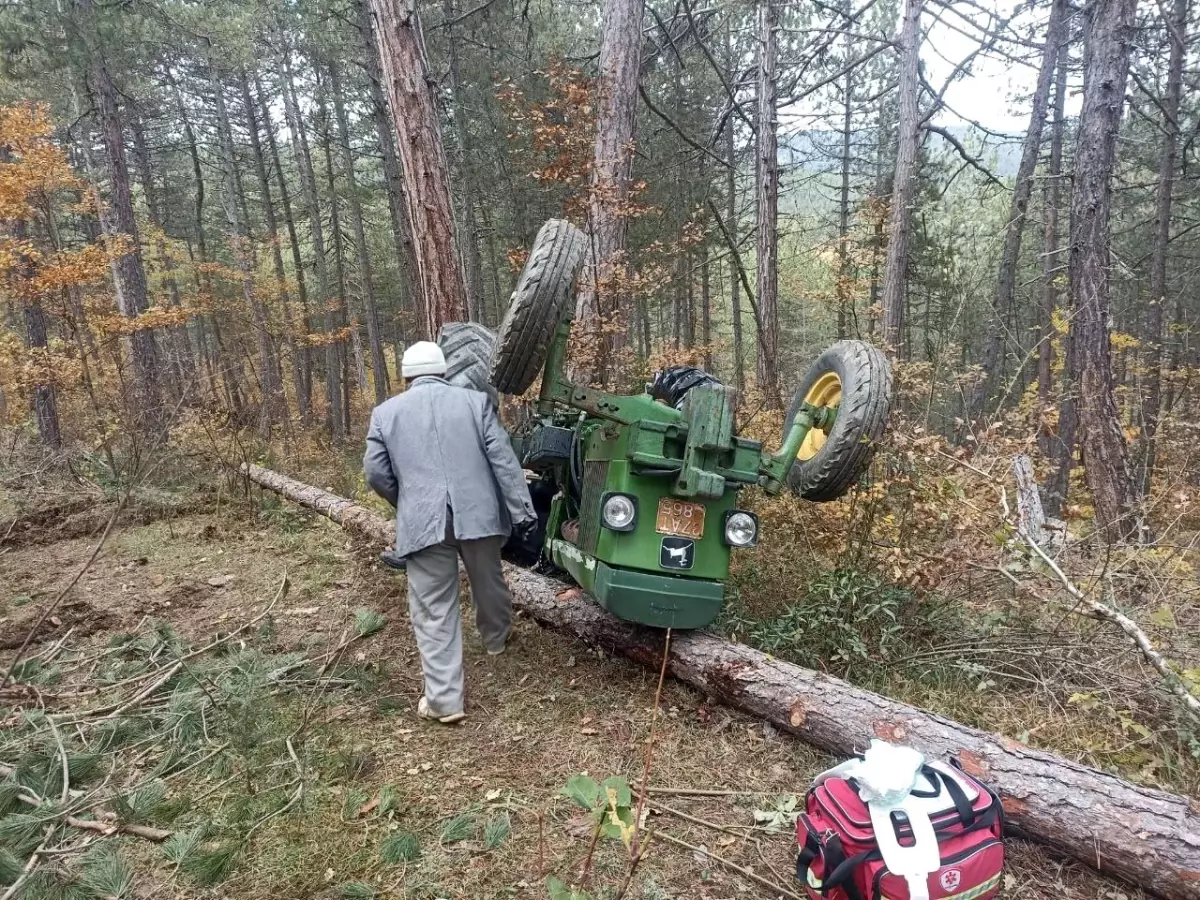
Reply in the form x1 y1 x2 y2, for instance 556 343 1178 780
820 844 876 900
936 768 977 828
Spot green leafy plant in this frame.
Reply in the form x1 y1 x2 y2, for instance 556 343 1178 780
561 774 636 848
753 795 801 833
337 882 377 900
546 876 593 900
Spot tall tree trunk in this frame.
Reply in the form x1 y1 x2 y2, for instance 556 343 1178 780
357 0 417 343
969 0 1065 423
242 69 311 425
129 111 194 398
1138 0 1188 497
315 68 356 433
880 0 923 358
282 46 345 440
1041 55 1070 511
331 63 390 405
443 0 484 321
255 71 313 411
208 49 282 437
368 0 469 337
1068 0 1139 541
573 0 646 380
83 1 163 433
836 0 854 341
5 213 63 449
755 0 780 401
725 28 745 394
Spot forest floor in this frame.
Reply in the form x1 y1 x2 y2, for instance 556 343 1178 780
0 478 1153 900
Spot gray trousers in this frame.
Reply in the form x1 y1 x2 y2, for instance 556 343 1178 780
404 523 512 716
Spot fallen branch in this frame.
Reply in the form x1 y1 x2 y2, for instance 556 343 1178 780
244 463 1200 900
654 830 803 900
1020 527 1200 718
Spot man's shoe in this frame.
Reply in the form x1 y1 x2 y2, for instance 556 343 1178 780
416 696 466 724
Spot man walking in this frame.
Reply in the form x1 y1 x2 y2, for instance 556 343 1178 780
364 341 535 724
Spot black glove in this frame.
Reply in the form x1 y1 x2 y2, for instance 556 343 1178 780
513 518 539 543
379 548 407 571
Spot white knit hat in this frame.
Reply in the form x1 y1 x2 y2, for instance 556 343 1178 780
401 341 447 378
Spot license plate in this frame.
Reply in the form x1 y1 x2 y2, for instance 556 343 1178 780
655 498 705 539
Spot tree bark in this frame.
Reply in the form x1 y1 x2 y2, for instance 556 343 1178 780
1138 0 1188 498
331 62 390 405
755 0 780 402
969 0 1065 423
573 0 646 380
836 0 854 341
368 0 469 337
1068 0 1139 541
443 0 485 321
242 69 310 426
357 0 417 343
83 0 163 432
281 46 345 441
1037 50 1068 472
243 462 1200 900
880 0 923 359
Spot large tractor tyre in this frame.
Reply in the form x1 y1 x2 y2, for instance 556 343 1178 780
783 340 892 502
490 219 588 395
438 321 499 408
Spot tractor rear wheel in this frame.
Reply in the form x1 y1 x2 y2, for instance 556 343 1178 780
783 340 892 501
438 322 499 408
490 219 587 395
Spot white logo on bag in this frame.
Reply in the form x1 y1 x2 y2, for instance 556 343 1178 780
940 869 962 891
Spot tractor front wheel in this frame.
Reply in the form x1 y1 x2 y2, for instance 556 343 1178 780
490 219 588 395
783 340 892 501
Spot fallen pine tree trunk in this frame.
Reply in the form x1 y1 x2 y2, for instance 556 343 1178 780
243 463 1200 900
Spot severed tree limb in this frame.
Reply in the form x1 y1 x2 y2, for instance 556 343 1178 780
242 464 1200 900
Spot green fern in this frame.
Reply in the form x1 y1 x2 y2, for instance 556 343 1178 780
353 608 386 639
379 831 420 864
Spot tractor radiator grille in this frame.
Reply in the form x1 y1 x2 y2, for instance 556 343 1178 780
577 460 610 555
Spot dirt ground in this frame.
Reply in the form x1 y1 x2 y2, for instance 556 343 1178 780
0 501 1149 900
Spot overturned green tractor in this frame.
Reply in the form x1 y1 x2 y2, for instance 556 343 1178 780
438 219 893 630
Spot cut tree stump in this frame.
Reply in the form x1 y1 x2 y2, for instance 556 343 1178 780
242 463 1200 900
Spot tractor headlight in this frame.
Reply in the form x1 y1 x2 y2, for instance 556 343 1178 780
723 511 758 547
601 493 638 532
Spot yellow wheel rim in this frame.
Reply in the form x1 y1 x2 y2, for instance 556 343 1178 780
797 372 842 461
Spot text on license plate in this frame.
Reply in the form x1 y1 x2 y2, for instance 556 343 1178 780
655 499 706 538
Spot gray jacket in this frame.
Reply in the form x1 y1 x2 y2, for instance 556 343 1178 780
363 376 535 558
